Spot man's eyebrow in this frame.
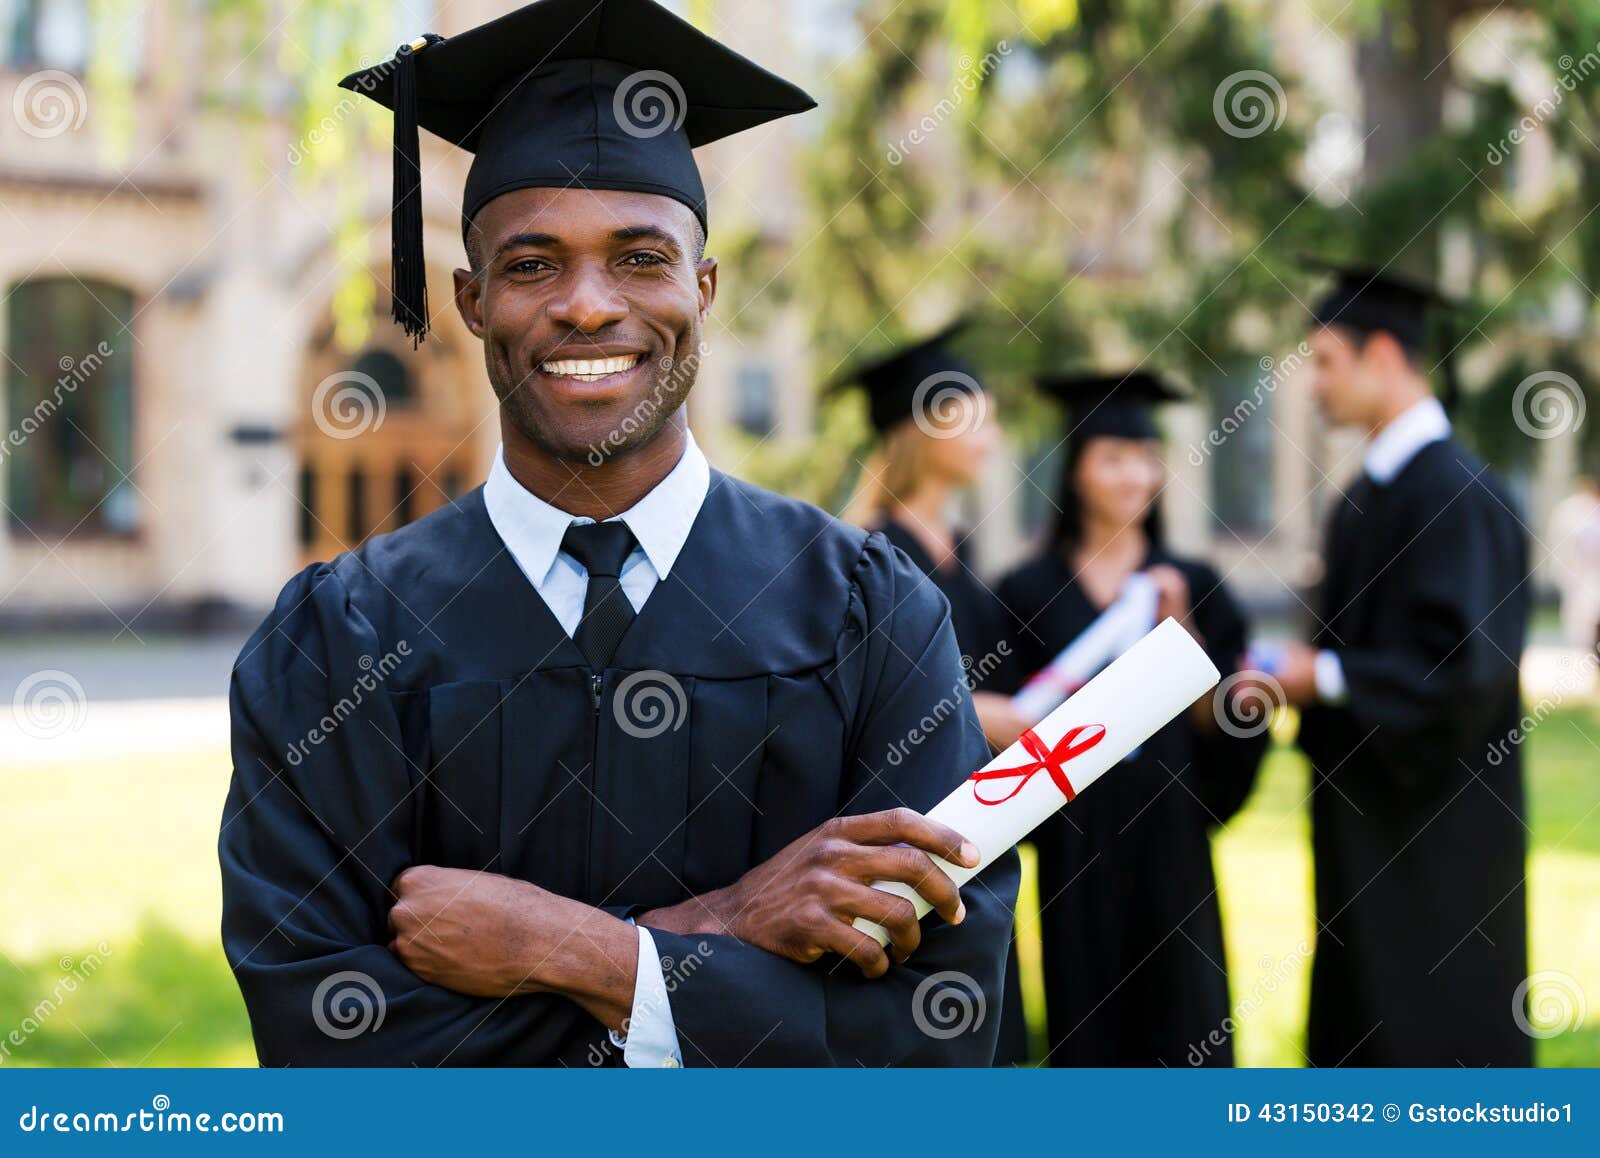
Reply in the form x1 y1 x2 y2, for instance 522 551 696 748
492 231 562 259
610 225 682 247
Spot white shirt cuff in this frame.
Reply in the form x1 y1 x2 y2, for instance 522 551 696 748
1314 649 1349 705
608 924 683 1068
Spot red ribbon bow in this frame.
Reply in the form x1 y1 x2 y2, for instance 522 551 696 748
969 724 1106 806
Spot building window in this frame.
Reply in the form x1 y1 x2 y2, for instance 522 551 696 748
734 362 776 437
1207 366 1275 537
4 277 136 538
351 348 414 407
2 0 89 70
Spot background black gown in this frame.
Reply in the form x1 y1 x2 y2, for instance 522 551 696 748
871 517 1031 1064
1299 438 1532 1066
220 471 1019 1067
993 545 1266 1066
873 518 1010 679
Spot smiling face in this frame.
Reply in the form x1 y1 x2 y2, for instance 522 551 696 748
452 186 716 464
1072 435 1164 530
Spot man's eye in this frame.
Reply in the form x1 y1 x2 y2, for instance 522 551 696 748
508 259 550 274
623 251 667 267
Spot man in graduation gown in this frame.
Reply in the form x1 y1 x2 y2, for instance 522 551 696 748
1271 265 1532 1066
219 0 1017 1068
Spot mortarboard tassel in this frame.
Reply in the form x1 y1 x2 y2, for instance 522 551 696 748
1434 313 1461 414
390 35 441 345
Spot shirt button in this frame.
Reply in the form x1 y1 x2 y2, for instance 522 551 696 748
661 1056 680 1068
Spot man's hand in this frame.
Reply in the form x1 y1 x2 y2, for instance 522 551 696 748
639 808 981 980
1269 642 1320 706
972 690 1030 751
388 866 636 1030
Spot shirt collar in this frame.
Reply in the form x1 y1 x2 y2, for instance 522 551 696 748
484 430 710 586
1364 396 1451 485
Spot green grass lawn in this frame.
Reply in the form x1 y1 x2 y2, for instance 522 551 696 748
2 706 1597 1067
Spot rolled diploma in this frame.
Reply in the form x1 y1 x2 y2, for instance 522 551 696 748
1010 571 1158 722
854 617 1220 947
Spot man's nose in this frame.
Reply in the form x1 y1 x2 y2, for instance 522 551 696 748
547 267 629 333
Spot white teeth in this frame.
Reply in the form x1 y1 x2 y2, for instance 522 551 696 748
540 354 641 380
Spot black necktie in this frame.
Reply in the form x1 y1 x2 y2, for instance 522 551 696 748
561 521 639 668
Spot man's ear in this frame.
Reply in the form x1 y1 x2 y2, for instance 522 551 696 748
696 256 718 322
452 268 486 339
1362 329 1409 374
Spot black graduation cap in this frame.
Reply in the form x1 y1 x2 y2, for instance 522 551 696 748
1037 369 1188 442
339 0 816 343
835 320 982 433
1303 258 1461 407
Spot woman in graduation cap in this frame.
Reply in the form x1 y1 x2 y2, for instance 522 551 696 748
837 322 1026 749
990 371 1267 1067
219 0 1018 1069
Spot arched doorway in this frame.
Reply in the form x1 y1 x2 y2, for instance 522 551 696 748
294 306 491 567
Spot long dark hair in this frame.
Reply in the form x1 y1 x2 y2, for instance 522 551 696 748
1051 433 1166 550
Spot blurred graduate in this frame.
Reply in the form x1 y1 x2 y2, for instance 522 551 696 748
837 322 1024 750
1269 264 1532 1066
991 372 1267 1066
219 0 1017 1068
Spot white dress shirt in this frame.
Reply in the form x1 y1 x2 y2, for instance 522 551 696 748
482 430 710 1068
1315 397 1452 704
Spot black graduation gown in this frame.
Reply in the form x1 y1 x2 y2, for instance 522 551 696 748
1299 438 1532 1067
873 519 1009 682
871 517 1032 1065
992 545 1266 1066
219 471 1019 1067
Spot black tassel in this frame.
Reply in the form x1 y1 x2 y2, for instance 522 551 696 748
1434 312 1461 415
390 35 439 345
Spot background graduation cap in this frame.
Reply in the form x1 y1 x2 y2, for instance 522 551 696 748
834 319 983 434
1037 369 1190 445
339 0 816 343
1302 258 1461 409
